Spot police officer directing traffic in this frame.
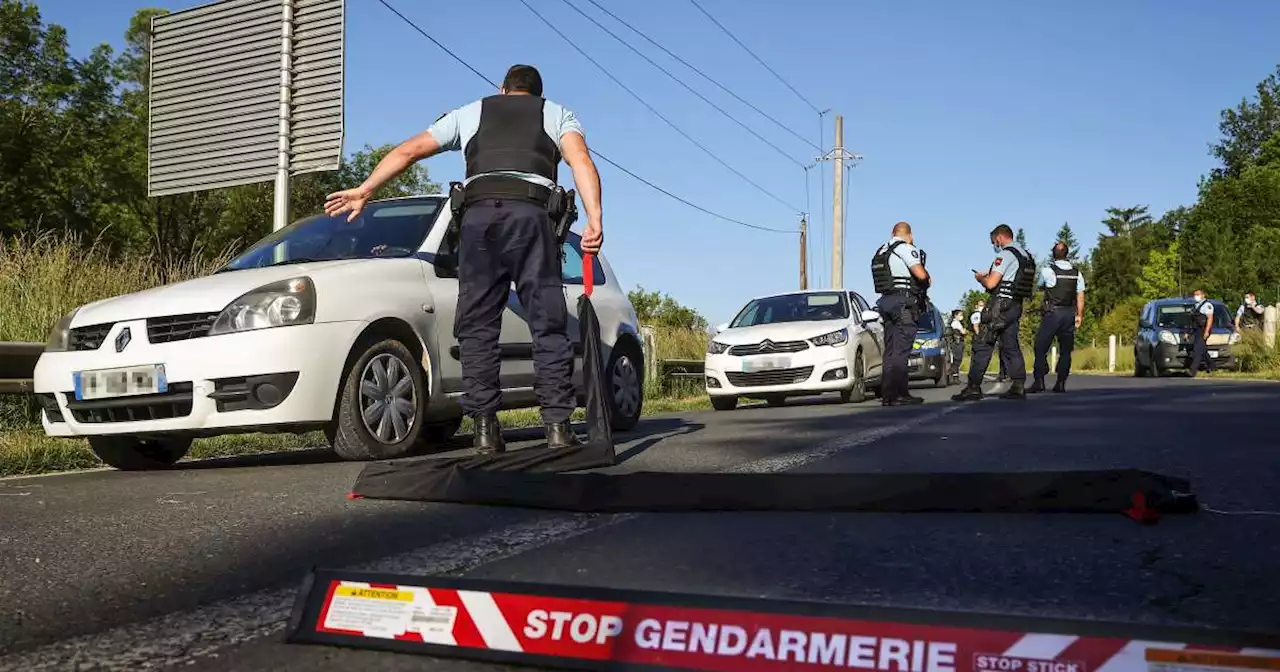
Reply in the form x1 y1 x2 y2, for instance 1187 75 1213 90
870 221 931 406
1188 289 1217 377
953 224 1036 401
1029 241 1085 394
324 65 604 454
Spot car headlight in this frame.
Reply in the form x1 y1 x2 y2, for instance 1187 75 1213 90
44 308 80 352
1159 330 1179 345
706 340 729 355
917 338 941 350
810 328 848 347
208 277 316 336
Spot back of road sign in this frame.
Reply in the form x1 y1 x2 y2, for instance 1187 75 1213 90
287 569 1280 672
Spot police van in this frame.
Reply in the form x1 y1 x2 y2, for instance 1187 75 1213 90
1133 297 1239 376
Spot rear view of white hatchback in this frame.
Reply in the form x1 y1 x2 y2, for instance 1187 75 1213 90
703 289 886 410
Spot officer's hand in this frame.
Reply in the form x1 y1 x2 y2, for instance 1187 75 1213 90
324 187 372 223
1074 314 1082 329
581 219 603 255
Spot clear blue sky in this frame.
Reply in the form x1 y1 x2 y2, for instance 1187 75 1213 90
38 0 1280 325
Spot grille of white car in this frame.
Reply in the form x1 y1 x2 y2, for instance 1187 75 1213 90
146 312 218 343
726 340 810 356
68 323 113 351
725 366 815 387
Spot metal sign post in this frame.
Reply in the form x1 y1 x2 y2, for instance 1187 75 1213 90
147 0 345 232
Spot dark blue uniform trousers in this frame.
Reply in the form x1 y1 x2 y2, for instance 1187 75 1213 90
1189 329 1215 377
455 199 575 423
875 292 916 400
1033 306 1076 381
968 300 1025 387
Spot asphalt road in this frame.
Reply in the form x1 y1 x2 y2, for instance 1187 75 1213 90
1 375 1278 671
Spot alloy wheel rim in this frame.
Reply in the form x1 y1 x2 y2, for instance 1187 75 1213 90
359 353 417 444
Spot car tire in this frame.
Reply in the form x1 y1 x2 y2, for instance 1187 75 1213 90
606 340 644 431
88 435 192 471
842 352 868 403
1133 348 1148 377
331 338 427 461
710 395 738 411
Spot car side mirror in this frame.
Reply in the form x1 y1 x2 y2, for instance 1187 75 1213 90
713 322 729 334
861 310 881 323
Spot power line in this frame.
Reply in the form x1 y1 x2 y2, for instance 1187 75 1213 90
373 0 795 234
560 0 805 168
579 0 819 152
516 0 803 215
688 0 821 114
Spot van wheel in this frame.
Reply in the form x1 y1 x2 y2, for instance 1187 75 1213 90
331 338 426 461
765 394 786 407
710 395 738 411
88 435 192 471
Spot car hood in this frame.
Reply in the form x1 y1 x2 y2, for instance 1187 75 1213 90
713 321 848 345
70 259 367 326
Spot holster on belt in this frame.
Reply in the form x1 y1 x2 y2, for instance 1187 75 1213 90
980 296 1011 345
443 176 578 260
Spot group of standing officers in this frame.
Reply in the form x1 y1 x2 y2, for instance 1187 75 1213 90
871 222 1087 404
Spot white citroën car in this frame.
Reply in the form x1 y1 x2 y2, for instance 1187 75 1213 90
33 195 645 470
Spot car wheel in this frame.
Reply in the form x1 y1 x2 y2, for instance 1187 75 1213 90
764 394 787 407
331 338 426 461
842 352 867 403
88 435 192 471
1133 348 1147 377
710 395 738 411
606 340 644 431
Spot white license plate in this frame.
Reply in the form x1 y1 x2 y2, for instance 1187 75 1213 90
909 357 923 366
74 364 167 401
742 356 791 372
1208 350 1220 358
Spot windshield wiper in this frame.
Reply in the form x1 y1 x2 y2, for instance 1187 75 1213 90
214 256 331 274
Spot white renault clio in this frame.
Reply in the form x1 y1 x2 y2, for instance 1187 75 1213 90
33 195 645 470
704 289 886 410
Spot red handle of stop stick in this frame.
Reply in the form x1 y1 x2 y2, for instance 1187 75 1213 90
583 254 594 297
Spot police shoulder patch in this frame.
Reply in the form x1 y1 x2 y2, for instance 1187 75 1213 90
910 250 919 259
993 257 1003 266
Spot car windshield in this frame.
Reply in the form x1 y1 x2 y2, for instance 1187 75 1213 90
1155 302 1231 329
729 292 849 328
916 309 938 333
218 198 444 272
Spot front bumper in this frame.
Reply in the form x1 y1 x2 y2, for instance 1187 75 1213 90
908 349 947 380
33 320 365 437
1153 341 1235 370
704 346 854 397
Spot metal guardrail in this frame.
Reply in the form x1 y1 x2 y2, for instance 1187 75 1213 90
0 342 43 394
660 359 705 381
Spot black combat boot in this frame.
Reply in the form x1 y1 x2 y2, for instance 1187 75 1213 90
951 384 984 402
1026 377 1045 394
1052 377 1067 393
473 415 506 455
546 421 583 450
1000 380 1027 400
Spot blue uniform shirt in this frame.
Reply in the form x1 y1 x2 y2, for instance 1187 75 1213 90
883 236 922 280
426 97 585 189
989 247 1022 281
1038 260 1087 291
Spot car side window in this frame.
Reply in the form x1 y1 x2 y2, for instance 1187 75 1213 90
561 234 607 286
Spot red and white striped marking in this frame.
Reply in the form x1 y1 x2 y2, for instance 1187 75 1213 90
314 580 1280 672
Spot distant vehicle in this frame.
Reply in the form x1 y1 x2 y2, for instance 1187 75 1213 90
1133 297 1239 377
32 195 645 470
907 301 956 387
703 289 885 410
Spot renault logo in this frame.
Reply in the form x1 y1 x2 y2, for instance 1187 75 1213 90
115 327 131 353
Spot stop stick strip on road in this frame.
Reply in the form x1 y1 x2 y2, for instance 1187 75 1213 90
286 570 1280 672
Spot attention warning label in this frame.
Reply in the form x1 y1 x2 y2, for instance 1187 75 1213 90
320 583 457 642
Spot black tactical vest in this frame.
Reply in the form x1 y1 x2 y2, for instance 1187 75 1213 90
1043 262 1079 308
463 95 560 182
1191 300 1211 331
1240 304 1262 329
995 246 1036 300
871 240 916 294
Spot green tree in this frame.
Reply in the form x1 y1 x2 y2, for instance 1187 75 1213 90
1210 64 1280 180
628 286 708 331
1097 296 1146 342
1053 223 1079 260
1137 238 1180 300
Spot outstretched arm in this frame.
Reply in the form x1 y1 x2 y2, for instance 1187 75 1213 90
324 131 444 222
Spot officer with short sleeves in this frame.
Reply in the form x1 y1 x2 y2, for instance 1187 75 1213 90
1188 289 1217 377
870 221 931 406
953 224 1035 401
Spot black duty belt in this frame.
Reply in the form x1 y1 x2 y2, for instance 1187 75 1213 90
462 175 553 207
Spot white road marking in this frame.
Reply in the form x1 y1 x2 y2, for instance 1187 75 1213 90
0 399 971 671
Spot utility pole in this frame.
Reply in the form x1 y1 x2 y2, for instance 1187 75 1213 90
799 216 808 290
831 116 844 288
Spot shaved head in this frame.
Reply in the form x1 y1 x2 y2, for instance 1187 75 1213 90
892 221 912 237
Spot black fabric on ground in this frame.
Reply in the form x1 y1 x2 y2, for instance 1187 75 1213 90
351 466 1197 517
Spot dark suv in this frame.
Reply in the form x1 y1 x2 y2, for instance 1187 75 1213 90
1133 297 1238 376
